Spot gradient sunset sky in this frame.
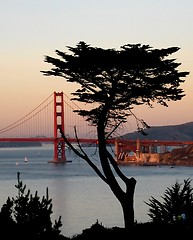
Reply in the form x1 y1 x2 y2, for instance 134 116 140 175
0 0 192 133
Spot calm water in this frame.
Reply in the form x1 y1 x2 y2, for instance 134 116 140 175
0 144 192 237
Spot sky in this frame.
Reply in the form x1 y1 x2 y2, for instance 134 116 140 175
0 0 193 133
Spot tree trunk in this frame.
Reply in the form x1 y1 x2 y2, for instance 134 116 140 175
97 116 137 230
120 177 136 229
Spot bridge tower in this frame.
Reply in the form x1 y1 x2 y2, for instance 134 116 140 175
49 91 66 163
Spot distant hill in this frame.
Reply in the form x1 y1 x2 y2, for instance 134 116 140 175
0 142 42 148
121 122 193 141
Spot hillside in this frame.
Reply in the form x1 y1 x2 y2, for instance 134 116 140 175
0 142 42 148
122 121 193 141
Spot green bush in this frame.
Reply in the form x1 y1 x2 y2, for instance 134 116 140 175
145 178 193 225
0 172 64 240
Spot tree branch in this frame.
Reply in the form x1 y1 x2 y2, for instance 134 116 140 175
58 127 108 183
105 149 131 185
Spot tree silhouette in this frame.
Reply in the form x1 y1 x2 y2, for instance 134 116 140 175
41 41 189 230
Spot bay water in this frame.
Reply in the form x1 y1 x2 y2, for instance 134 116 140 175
0 144 192 237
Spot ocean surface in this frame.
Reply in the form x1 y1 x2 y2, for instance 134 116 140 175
0 144 192 237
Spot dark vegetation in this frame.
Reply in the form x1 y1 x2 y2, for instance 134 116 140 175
0 174 193 239
145 178 193 224
0 172 65 240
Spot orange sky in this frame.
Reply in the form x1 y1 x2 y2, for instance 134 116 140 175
0 0 192 133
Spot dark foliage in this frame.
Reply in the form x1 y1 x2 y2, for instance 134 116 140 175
0 172 65 240
41 41 189 133
69 220 192 239
145 178 193 225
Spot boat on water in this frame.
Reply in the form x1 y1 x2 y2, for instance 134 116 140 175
24 157 28 163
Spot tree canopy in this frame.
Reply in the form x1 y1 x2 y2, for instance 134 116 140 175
41 41 189 132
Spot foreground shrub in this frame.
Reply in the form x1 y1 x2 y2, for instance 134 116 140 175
145 178 193 225
0 172 65 240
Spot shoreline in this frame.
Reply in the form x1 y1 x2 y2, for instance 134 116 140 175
117 161 193 167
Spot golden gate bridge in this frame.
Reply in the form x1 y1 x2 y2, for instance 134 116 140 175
0 91 192 164
0 92 101 163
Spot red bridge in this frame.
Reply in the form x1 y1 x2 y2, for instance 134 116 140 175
0 92 192 163
0 92 99 163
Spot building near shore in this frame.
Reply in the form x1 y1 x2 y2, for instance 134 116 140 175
115 139 193 166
